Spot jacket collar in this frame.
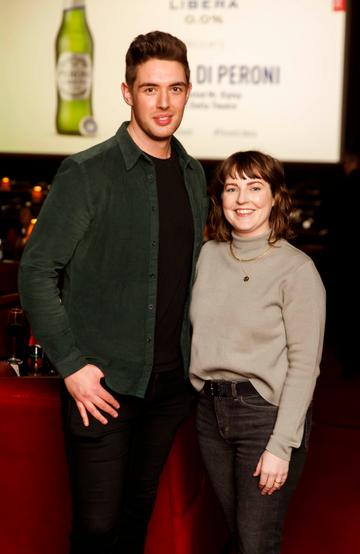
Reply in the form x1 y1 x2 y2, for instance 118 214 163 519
115 121 195 171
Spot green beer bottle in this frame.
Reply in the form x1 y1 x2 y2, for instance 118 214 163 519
55 0 97 136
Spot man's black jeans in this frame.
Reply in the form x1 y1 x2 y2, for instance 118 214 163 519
196 381 311 554
62 368 194 554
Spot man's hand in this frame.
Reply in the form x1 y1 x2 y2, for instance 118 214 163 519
253 450 289 495
64 364 120 427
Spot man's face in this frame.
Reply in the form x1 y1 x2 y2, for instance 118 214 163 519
122 58 191 150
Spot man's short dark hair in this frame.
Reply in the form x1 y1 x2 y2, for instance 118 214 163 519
125 31 190 87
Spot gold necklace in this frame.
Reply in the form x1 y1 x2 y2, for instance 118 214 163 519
229 241 273 282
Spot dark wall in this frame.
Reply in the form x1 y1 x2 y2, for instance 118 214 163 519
344 0 360 153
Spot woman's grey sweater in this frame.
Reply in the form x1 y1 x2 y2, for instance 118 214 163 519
189 232 326 461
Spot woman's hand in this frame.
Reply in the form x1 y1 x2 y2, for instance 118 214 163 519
253 450 289 495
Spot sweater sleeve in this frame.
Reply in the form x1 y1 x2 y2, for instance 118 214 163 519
265 259 326 461
18 158 93 377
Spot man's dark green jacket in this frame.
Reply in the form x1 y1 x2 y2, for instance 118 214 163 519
19 123 208 397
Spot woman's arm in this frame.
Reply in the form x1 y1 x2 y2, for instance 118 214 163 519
265 258 326 461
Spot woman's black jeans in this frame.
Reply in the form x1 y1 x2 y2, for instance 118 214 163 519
62 368 195 554
196 381 311 554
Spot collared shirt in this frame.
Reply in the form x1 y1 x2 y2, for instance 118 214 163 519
19 122 208 397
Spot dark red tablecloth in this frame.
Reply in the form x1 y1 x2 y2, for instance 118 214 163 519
0 378 228 554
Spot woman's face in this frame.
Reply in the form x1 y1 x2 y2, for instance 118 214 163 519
222 170 274 238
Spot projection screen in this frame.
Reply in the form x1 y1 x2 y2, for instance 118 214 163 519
0 0 347 162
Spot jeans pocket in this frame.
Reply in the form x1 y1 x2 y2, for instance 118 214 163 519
62 387 107 438
240 393 277 410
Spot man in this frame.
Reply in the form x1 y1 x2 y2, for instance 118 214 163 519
19 31 208 554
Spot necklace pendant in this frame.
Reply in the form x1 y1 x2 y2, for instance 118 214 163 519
243 276 250 282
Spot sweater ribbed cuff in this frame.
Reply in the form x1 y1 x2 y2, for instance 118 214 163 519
265 436 293 462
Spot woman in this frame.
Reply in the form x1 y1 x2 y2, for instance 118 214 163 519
189 151 325 554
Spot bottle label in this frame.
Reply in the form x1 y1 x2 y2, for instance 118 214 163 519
56 52 92 100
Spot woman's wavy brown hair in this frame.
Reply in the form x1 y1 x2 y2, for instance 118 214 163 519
208 150 294 243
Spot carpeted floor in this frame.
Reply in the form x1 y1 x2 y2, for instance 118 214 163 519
282 337 360 554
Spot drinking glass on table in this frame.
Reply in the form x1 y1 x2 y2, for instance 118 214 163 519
7 307 25 366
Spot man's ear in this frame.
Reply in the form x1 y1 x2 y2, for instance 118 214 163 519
185 82 192 102
121 82 133 107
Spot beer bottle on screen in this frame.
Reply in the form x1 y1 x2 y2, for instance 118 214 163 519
55 0 97 136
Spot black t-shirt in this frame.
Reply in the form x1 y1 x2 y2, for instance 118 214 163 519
149 151 194 372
